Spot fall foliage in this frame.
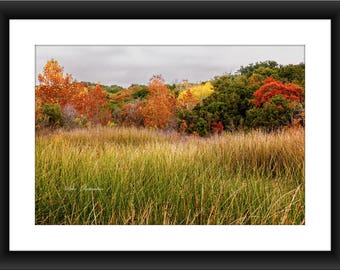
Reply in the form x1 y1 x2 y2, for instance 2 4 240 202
36 59 305 134
36 59 111 128
253 78 304 108
176 90 200 111
117 101 144 127
178 81 214 103
73 83 112 125
212 121 224 134
142 76 176 129
36 59 80 107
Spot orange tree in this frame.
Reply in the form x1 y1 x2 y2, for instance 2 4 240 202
36 59 78 107
142 76 176 129
36 59 111 127
73 83 112 125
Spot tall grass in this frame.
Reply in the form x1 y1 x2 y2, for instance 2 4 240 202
35 127 304 225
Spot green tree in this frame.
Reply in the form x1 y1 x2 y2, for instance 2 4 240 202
246 95 294 130
238 60 279 77
278 63 305 86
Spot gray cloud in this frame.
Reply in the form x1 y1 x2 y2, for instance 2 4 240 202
36 45 304 88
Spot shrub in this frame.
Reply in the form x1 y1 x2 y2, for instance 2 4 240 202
246 95 294 130
41 104 63 128
62 104 78 129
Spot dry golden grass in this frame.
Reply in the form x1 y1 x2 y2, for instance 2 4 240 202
36 126 304 225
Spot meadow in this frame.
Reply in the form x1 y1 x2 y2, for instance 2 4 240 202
35 127 304 225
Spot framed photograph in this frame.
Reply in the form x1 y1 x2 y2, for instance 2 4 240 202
5 0 337 269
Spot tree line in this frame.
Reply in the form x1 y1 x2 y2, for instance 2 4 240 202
35 59 304 135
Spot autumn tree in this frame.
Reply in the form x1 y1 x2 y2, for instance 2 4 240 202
246 78 305 130
184 82 214 102
74 83 112 125
117 100 144 127
176 90 200 111
142 76 176 129
36 59 78 107
36 59 79 128
253 78 304 108
36 59 112 128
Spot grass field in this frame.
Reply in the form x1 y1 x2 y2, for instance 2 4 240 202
35 127 304 225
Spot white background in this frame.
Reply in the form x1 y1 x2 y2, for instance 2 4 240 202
10 20 331 251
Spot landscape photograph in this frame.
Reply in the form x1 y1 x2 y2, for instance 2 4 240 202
35 45 305 225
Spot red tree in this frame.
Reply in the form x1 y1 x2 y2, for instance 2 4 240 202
253 78 304 108
212 121 224 134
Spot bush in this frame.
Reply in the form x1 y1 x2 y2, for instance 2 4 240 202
74 116 90 128
131 88 150 99
196 117 209 136
246 95 294 130
41 104 63 128
62 104 78 129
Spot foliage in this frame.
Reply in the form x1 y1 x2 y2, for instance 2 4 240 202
178 120 188 133
238 60 279 76
247 95 292 130
36 59 112 128
212 121 224 134
108 85 150 124
111 89 133 102
176 90 200 111
61 104 78 129
81 81 124 94
41 104 63 128
278 63 305 86
253 78 304 108
130 85 150 99
247 94 305 130
36 59 77 107
36 59 305 134
35 59 306 225
117 100 144 127
73 83 112 125
180 75 251 134
105 84 124 93
178 81 214 102
141 76 176 129
247 66 280 86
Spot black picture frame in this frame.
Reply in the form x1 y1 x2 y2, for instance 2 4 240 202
3 1 337 269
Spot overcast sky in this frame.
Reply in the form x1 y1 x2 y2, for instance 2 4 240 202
36 46 304 88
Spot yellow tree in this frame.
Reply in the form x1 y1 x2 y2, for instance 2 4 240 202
178 82 214 103
176 90 200 111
